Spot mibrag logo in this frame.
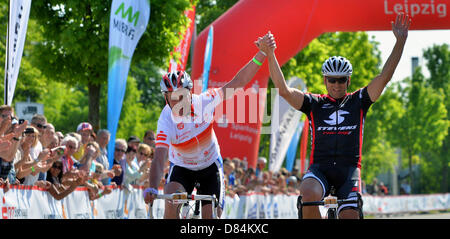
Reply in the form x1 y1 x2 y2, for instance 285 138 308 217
384 0 447 18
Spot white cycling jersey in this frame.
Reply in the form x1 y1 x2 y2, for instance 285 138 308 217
155 88 224 171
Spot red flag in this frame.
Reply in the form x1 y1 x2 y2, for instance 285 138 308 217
168 6 196 72
300 119 309 174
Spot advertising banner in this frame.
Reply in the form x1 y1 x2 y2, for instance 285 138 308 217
269 77 306 172
190 0 450 168
168 6 196 72
4 0 32 106
107 0 150 169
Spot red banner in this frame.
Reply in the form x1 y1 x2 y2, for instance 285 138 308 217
300 119 309 174
168 6 196 72
191 0 450 168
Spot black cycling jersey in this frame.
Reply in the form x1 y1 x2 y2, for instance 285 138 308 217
300 87 373 168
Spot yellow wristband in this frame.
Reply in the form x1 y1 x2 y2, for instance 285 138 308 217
252 57 263 66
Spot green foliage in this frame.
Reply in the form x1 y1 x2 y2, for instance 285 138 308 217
39 82 89 134
196 0 238 34
362 86 404 182
30 0 194 129
0 2 48 105
115 76 161 139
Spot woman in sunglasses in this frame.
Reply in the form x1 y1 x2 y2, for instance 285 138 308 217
260 14 411 219
121 144 143 193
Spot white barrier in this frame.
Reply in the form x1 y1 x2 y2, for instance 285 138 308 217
1 186 449 219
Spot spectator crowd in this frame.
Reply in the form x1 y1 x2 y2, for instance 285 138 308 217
0 105 304 202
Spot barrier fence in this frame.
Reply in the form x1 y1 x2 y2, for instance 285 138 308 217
1 186 449 219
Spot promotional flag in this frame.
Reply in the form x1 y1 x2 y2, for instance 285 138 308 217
4 0 32 106
285 122 303 172
269 77 306 172
107 0 150 168
299 118 309 174
168 6 196 72
202 26 213 92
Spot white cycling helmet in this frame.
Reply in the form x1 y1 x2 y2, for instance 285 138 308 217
322 56 353 77
160 71 193 93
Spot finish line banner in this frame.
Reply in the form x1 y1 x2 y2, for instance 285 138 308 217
1 186 450 219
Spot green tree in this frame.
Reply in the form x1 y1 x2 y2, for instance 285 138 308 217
390 69 448 193
30 0 193 131
362 85 404 182
0 2 48 106
423 43 450 192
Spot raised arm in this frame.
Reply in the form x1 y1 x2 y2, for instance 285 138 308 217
220 35 269 100
260 32 306 110
368 13 411 102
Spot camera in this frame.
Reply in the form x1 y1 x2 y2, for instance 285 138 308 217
24 127 35 134
12 118 25 125
51 146 66 156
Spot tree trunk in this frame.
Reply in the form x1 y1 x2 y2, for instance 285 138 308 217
88 82 101 132
408 149 413 194
442 138 449 193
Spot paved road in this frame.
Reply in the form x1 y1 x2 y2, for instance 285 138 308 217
374 212 450 219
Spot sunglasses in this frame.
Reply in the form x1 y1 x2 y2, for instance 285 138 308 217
326 77 348 84
115 148 126 153
139 152 150 157
52 164 62 170
36 123 47 129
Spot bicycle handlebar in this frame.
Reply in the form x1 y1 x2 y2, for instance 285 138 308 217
301 198 359 206
154 193 216 201
148 193 217 219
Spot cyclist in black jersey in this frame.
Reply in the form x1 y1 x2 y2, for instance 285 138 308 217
259 13 410 219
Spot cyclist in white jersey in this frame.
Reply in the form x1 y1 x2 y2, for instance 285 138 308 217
144 33 272 218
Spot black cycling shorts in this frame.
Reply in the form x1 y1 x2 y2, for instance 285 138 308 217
166 158 225 209
303 163 361 213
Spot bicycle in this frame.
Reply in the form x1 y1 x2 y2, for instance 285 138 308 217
296 187 364 219
148 192 218 219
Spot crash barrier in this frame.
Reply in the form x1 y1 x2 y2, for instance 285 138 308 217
1 186 449 219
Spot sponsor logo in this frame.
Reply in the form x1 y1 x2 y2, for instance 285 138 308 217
384 0 447 18
324 110 349 125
